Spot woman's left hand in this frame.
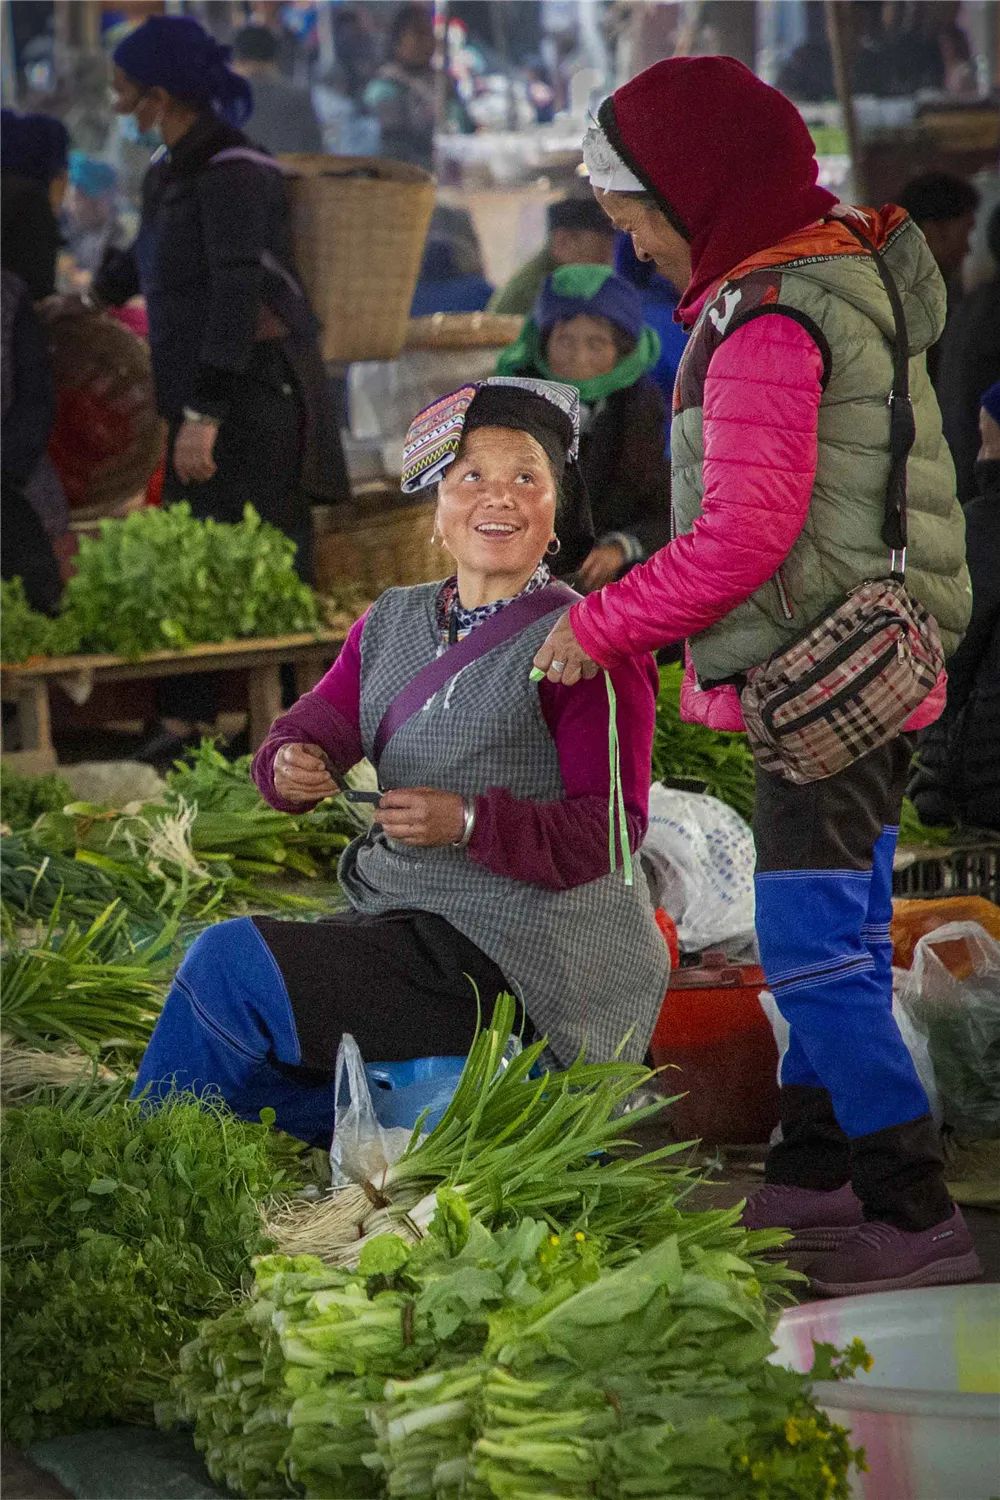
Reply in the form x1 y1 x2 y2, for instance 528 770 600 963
532 609 600 686
173 419 219 485
377 787 466 846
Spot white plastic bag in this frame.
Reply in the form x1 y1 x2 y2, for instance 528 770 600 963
641 785 756 953
759 988 941 1130
894 922 1000 1137
328 1034 415 1189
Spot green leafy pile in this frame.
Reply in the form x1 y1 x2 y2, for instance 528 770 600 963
0 1094 302 1446
1 901 176 1056
897 796 957 848
651 664 755 821
2 505 320 663
0 578 75 664
0 769 72 830
3 743 363 929
170 1195 867 1500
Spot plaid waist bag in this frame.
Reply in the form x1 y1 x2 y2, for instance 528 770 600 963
741 579 943 784
739 214 945 786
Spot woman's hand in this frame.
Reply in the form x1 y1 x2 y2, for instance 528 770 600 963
377 787 465 847
173 418 219 486
532 609 600 686
578 541 625 592
273 743 339 805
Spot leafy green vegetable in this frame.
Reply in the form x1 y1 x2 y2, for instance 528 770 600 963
897 796 957 848
652 664 755 821
0 770 72 830
0 578 76 663
1 901 175 1055
170 1209 865 1500
0 1094 300 1445
62 503 320 657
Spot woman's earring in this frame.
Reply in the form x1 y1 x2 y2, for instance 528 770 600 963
546 536 561 557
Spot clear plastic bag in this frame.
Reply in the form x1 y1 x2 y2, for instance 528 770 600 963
640 785 756 953
894 922 1000 1137
328 1033 415 1189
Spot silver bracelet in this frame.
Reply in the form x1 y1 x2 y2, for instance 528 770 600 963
452 796 476 848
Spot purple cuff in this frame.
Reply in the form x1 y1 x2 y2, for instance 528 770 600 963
251 691 364 812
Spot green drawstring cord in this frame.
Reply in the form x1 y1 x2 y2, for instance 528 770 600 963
529 665 633 886
605 670 634 887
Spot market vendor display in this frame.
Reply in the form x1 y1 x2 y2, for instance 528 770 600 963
132 377 668 1142
497 264 670 590
532 57 980 1298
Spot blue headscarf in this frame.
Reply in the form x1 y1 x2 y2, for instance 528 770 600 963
68 150 118 198
1 109 69 183
113 16 253 129
982 382 1000 428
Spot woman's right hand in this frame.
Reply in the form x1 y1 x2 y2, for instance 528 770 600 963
273 743 339 804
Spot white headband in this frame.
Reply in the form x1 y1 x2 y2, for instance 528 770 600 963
582 118 646 194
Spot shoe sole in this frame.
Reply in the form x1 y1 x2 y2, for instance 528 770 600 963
808 1248 983 1298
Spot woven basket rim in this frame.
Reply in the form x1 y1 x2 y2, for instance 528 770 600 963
278 152 434 188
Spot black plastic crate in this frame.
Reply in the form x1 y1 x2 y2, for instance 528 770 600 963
893 843 1000 903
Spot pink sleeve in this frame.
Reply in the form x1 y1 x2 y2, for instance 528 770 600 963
467 654 658 890
568 314 824 667
251 613 366 812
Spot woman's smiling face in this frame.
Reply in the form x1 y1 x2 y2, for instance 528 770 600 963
436 426 558 585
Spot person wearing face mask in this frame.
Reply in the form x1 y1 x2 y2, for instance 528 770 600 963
533 58 978 1297
130 377 668 1142
496 265 669 591
85 14 347 760
908 381 1000 832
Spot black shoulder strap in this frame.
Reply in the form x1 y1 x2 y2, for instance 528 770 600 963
841 219 915 564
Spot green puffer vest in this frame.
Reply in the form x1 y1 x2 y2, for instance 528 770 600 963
671 216 972 681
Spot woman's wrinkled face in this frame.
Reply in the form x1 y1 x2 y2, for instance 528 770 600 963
436 427 558 579
546 313 621 383
596 190 693 293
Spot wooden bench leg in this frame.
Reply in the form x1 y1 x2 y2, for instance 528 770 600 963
7 681 58 774
247 665 284 750
294 658 326 699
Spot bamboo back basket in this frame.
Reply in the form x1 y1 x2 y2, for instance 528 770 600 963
279 154 435 364
313 486 443 598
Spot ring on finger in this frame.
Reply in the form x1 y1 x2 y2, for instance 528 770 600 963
550 659 567 673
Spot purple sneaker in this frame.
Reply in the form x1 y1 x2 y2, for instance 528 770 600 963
740 1181 863 1252
807 1206 983 1297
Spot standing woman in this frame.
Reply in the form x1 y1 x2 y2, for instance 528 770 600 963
88 15 347 754
92 15 346 564
535 58 979 1296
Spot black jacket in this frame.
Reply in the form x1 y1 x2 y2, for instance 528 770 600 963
908 460 1000 831
578 378 671 563
0 174 61 301
94 113 318 422
937 276 1000 505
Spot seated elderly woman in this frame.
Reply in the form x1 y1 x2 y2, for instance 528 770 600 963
132 378 669 1141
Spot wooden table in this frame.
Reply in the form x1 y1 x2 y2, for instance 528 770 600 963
0 631 344 775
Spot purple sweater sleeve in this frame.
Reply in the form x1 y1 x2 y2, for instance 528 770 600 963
251 614 367 812
468 654 658 890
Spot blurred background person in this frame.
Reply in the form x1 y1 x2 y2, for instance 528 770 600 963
909 382 1000 832
489 195 616 316
232 23 324 157
938 205 1000 504
1 269 66 616
1 108 69 301
89 14 346 759
364 3 473 173
497 265 669 590
897 171 980 389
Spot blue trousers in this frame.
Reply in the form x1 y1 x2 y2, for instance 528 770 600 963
753 739 949 1227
